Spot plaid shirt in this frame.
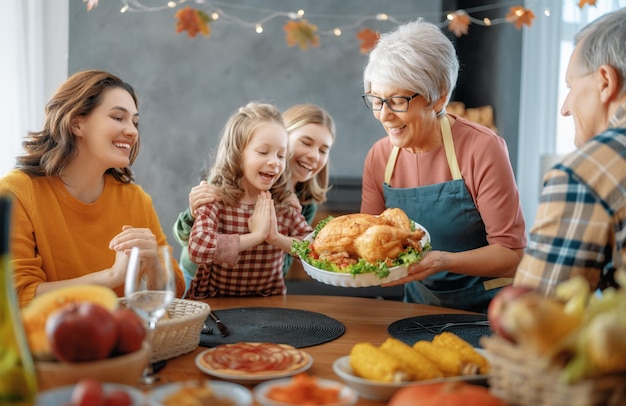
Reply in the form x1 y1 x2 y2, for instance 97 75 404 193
515 103 626 296
187 200 312 298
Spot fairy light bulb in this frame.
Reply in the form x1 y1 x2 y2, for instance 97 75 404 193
544 8 551 17
376 13 388 21
333 28 342 36
483 18 491 26
120 5 129 13
167 1 176 8
297 9 304 18
447 13 454 21
211 12 219 20
255 24 263 34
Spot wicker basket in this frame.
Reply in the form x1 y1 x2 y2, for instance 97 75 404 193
120 298 210 363
151 298 210 362
481 335 626 406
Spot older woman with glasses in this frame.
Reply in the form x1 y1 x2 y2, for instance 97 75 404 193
360 20 527 313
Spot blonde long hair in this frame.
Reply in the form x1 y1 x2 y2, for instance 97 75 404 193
207 102 291 206
282 104 336 204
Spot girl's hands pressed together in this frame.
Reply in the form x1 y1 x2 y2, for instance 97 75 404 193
248 192 273 243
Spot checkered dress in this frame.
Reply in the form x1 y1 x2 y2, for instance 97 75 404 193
187 201 312 298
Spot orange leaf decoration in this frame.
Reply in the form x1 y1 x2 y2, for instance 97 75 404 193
448 10 471 37
84 0 99 11
357 28 380 54
505 6 535 30
175 7 211 38
284 19 320 51
578 0 597 7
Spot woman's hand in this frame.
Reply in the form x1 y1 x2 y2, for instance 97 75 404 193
109 225 158 256
382 251 448 287
189 180 221 218
108 249 131 288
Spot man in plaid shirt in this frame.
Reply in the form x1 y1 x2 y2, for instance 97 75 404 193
514 8 626 296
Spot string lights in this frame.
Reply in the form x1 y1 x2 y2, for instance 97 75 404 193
85 0 599 51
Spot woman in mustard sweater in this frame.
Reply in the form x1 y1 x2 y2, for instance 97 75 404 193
0 70 185 307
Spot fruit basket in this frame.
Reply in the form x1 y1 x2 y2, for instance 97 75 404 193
120 298 210 362
480 335 626 406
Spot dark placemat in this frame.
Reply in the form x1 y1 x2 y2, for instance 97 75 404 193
388 313 491 348
199 307 345 349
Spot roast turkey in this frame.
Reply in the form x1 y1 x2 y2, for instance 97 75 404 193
313 208 426 265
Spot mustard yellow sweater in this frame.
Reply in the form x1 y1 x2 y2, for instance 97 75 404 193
0 170 185 307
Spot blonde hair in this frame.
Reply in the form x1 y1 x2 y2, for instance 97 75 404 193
207 102 291 206
282 104 336 204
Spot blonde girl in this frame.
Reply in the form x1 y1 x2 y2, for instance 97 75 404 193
186 102 313 298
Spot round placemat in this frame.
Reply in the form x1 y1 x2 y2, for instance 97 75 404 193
388 313 491 348
199 307 345 348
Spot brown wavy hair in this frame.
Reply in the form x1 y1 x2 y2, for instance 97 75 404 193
206 102 291 206
16 70 140 183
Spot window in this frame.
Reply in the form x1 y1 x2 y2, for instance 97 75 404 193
517 0 625 230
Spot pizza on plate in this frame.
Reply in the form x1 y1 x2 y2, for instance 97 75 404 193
199 342 311 376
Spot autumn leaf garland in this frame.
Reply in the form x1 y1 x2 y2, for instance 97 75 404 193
84 1 604 50
175 6 212 38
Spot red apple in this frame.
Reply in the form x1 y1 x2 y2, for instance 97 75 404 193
112 308 146 355
46 302 119 363
71 379 105 406
487 285 534 341
104 390 132 406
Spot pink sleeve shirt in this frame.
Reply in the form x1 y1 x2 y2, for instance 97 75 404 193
361 115 526 250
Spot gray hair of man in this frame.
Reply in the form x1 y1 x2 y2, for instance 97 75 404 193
574 7 626 95
363 19 459 117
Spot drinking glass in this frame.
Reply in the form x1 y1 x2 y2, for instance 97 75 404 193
124 246 176 385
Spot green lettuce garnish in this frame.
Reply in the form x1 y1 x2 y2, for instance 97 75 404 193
291 216 431 279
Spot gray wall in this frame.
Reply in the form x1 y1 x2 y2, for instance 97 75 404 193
68 1 521 262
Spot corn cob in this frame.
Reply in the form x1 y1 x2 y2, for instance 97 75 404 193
349 342 409 383
412 340 470 377
379 338 443 380
432 332 489 374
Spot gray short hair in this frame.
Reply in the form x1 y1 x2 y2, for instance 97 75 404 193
575 8 626 95
363 19 459 115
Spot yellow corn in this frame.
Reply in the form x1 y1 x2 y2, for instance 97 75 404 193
412 340 466 377
379 338 443 381
432 332 490 374
349 342 409 383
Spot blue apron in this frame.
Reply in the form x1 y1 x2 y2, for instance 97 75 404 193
382 116 511 313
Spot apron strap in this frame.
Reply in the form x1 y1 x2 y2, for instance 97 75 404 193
441 116 462 180
384 116 462 186
384 146 400 185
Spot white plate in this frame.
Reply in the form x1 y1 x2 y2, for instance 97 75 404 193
195 346 313 384
36 383 146 406
332 355 488 401
149 380 252 406
254 377 358 406
300 220 430 287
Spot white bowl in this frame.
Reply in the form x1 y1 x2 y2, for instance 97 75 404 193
149 380 253 406
300 221 430 287
36 383 146 406
332 356 410 401
254 376 358 406
332 355 489 401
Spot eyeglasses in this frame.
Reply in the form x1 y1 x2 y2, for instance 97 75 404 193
361 92 420 112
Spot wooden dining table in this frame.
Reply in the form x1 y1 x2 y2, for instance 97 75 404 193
158 294 476 406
